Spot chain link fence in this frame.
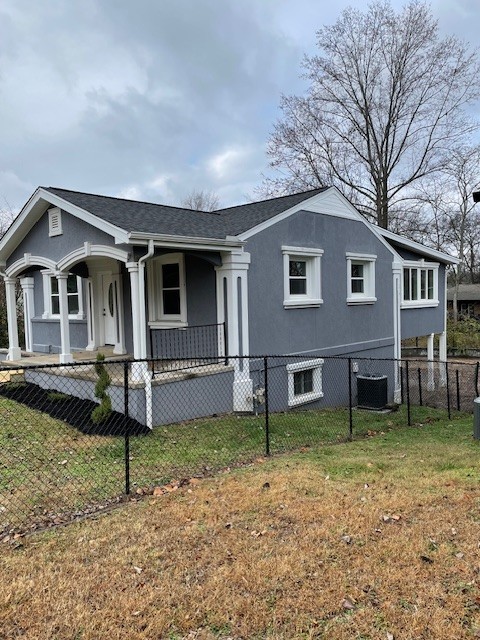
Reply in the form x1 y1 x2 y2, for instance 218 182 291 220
0 354 477 538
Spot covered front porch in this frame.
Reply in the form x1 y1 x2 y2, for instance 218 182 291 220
3 241 254 411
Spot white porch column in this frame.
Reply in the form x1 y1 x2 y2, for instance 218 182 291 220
127 262 141 359
20 277 35 353
216 250 252 411
427 333 435 391
4 277 21 360
392 263 402 403
439 331 447 387
438 267 448 387
57 272 73 364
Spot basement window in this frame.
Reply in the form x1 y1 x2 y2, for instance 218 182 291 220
286 359 324 407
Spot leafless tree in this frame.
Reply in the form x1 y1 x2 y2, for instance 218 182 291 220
260 1 480 229
412 145 480 321
181 189 220 212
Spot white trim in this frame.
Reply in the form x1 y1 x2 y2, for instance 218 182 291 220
377 227 459 265
43 272 84 320
4 277 21 360
286 359 324 407
128 233 243 251
238 189 361 241
147 253 187 327
282 246 323 309
0 188 129 262
20 277 35 352
401 260 439 308
57 243 129 272
346 253 377 305
48 207 62 237
6 254 57 278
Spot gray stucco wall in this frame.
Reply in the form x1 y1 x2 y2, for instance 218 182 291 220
7 208 121 267
245 212 396 357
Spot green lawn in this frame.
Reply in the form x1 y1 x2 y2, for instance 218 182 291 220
0 394 471 535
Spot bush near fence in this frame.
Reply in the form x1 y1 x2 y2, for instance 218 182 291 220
0 355 476 537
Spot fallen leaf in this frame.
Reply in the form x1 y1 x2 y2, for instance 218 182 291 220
342 597 355 610
341 535 352 544
456 552 465 559
386 632 394 640
152 487 163 497
133 566 143 574
420 555 434 564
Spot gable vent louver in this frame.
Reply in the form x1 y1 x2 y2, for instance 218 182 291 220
48 207 62 237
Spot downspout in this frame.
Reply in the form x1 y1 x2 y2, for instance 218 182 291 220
138 240 154 429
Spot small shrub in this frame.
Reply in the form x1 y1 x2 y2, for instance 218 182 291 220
91 353 112 425
47 391 70 402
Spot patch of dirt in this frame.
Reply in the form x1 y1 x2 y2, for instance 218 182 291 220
0 382 149 436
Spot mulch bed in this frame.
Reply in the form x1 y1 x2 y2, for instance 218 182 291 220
0 382 149 436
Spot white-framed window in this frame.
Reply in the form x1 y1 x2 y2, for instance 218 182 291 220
148 253 187 327
41 271 84 319
287 359 324 407
402 261 439 308
346 253 377 304
282 246 323 308
48 207 62 237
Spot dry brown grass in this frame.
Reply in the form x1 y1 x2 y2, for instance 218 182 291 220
1 422 480 639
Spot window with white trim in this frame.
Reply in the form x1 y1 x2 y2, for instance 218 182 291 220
282 246 323 308
148 253 187 326
42 272 84 319
48 207 62 237
402 261 439 307
346 253 377 304
287 359 324 407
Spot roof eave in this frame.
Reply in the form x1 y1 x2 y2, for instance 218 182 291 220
378 228 459 265
127 232 244 251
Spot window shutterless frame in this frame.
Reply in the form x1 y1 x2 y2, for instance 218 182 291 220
282 246 323 308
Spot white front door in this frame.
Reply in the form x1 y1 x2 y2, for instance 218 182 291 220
102 274 117 345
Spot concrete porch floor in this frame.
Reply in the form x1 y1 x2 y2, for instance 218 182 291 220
0 347 131 368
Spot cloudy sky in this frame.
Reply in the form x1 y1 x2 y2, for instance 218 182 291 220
1 0 479 212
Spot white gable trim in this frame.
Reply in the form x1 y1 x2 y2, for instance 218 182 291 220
58 243 130 272
0 188 129 262
237 187 402 263
237 188 361 241
377 227 459 265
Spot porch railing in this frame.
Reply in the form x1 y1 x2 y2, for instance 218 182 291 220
149 322 227 375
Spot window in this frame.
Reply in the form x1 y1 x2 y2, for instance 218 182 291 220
346 253 377 304
148 253 187 326
42 272 84 319
282 246 323 308
402 261 439 307
48 207 62 237
459 302 475 318
287 359 324 407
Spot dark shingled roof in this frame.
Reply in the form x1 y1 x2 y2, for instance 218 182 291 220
447 284 480 301
43 186 328 240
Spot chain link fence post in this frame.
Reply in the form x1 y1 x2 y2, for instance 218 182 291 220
264 356 270 456
124 361 130 495
348 357 353 441
405 360 411 426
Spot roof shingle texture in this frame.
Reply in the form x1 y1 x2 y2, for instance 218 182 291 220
44 187 327 239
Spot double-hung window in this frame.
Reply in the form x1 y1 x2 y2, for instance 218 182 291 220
402 261 439 307
282 246 323 308
346 253 377 304
148 253 187 327
42 272 84 319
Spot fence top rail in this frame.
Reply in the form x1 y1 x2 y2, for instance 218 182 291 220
1 352 479 373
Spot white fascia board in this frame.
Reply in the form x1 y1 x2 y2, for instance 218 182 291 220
128 232 244 252
41 190 129 244
236 187 358 241
237 186 403 267
377 227 459 265
0 188 129 261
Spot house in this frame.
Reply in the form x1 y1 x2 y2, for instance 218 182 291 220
0 186 457 424
447 284 480 319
